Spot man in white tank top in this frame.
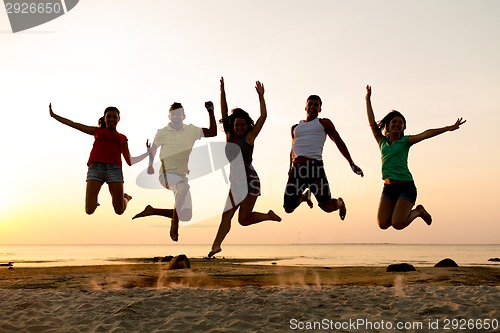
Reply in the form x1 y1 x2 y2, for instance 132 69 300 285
283 95 363 220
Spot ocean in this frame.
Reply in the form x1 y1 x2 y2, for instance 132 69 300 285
1 244 499 268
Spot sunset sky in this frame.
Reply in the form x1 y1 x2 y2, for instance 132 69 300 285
1 0 499 245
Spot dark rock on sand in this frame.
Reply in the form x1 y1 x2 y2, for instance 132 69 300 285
167 254 191 270
434 258 459 267
488 258 500 262
153 256 174 262
386 263 416 272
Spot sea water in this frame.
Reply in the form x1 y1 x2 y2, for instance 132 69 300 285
1 244 499 268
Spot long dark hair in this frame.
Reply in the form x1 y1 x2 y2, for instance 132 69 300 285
377 110 406 136
98 106 120 128
220 108 255 139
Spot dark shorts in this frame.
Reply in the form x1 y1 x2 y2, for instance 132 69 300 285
86 163 123 184
283 159 332 210
381 181 417 204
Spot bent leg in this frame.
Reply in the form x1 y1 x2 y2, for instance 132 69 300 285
170 208 179 242
238 195 282 226
377 198 395 230
208 199 238 258
108 182 129 215
283 184 302 214
415 204 432 225
174 181 192 222
311 166 347 219
132 205 174 219
301 189 313 208
283 164 309 214
85 180 103 215
392 201 432 230
318 197 346 219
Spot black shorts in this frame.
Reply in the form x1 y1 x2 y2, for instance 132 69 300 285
283 159 332 210
381 181 417 204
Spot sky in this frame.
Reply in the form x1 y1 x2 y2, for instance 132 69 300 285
1 0 499 245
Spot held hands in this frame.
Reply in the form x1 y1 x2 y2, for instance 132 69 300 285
255 81 265 96
448 118 466 131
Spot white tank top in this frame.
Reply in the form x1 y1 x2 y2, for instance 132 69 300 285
292 118 326 160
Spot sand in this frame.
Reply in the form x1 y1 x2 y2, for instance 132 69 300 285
0 259 499 332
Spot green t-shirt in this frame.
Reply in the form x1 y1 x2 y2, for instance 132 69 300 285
380 135 413 181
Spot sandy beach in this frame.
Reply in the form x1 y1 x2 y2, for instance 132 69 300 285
1 259 499 332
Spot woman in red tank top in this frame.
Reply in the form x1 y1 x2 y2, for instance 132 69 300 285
49 104 149 215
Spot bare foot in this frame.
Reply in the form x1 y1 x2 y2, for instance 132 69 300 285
124 193 132 201
132 205 154 220
417 204 432 225
300 190 313 208
170 218 179 242
268 210 282 222
338 198 346 221
207 246 221 258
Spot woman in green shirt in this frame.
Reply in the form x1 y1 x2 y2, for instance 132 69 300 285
365 85 465 230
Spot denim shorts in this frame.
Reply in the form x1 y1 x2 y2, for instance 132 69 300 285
381 181 417 204
86 163 124 183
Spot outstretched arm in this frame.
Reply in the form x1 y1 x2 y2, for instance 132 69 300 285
202 101 217 137
321 119 364 177
365 85 383 144
247 81 267 144
129 139 151 165
408 118 466 145
49 103 96 135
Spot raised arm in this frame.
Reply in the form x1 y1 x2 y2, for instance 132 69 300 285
129 139 151 166
365 85 383 144
247 81 267 144
202 101 217 138
147 142 159 175
321 119 364 177
49 103 96 135
408 118 466 145
220 77 229 119
219 77 231 140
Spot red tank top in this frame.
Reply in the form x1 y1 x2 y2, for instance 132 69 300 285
87 127 128 167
